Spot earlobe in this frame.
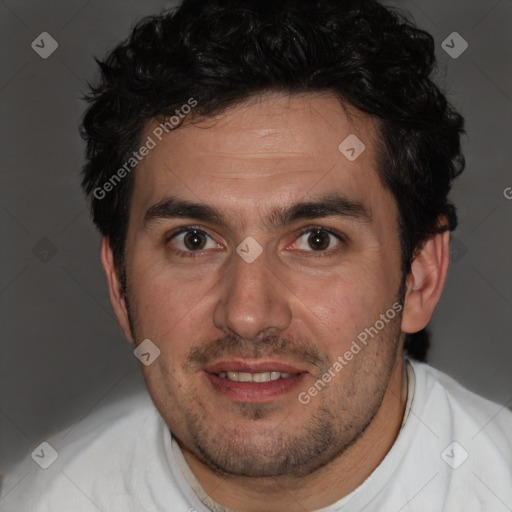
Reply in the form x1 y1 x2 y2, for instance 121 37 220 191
100 238 134 343
401 229 450 334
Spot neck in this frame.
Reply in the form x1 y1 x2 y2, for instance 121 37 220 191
179 354 408 512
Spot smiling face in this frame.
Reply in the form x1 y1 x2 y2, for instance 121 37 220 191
115 92 407 477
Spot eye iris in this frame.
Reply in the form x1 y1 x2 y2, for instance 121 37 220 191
308 230 330 250
184 230 206 250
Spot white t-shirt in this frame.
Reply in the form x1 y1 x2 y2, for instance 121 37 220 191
1 360 511 512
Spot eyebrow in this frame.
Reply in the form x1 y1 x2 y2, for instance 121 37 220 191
143 193 372 231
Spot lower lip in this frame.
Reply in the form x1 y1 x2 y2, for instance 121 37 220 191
203 371 307 402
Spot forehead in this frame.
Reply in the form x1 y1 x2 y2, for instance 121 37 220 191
130 92 392 229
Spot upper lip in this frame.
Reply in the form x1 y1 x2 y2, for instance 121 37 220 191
203 359 308 374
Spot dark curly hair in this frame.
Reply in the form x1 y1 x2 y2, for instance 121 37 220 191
80 0 465 361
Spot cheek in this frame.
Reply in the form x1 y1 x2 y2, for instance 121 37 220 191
127 254 221 347
286 260 396 352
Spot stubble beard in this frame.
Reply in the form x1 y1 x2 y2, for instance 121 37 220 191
177 317 403 479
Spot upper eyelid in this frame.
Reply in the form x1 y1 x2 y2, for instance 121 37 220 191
165 225 215 242
166 224 342 237
295 225 343 238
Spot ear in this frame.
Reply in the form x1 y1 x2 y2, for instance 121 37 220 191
401 227 450 334
101 237 134 343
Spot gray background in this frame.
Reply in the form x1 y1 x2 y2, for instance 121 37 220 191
1 0 511 474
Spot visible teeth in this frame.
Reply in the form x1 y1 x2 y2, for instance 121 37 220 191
217 371 295 382
252 372 270 383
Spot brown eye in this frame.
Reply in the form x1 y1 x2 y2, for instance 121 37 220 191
169 228 218 253
307 230 331 251
183 230 207 250
291 228 343 254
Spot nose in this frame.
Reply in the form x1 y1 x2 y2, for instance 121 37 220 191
212 248 292 341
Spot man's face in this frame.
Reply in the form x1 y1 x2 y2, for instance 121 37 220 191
123 93 405 477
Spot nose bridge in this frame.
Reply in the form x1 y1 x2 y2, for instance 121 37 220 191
212 248 292 340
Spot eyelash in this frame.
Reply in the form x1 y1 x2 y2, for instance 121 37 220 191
165 225 345 258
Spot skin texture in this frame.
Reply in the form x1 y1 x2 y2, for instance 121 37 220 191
102 92 450 511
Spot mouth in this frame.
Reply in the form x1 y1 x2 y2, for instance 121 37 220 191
216 370 295 382
202 360 308 402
